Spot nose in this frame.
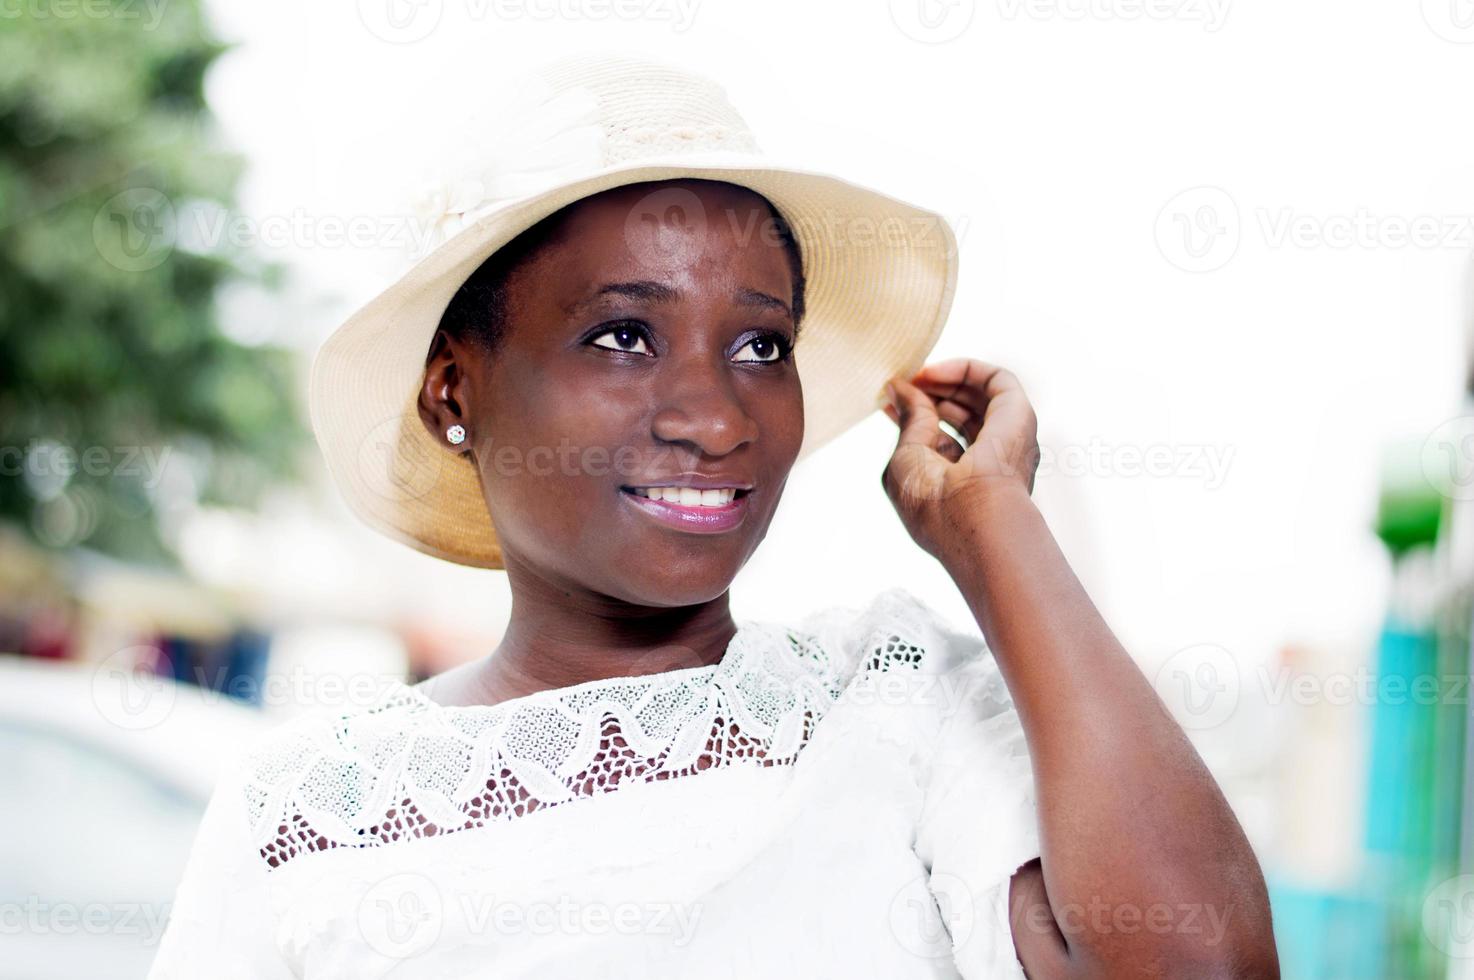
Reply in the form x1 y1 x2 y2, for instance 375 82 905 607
649 355 759 457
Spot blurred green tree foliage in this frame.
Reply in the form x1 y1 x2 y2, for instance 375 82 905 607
0 0 306 565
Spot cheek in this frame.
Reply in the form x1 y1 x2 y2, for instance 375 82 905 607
764 380 805 465
474 384 636 550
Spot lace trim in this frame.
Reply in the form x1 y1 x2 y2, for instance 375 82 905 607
244 593 937 871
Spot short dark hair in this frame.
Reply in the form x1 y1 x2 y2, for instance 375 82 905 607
432 180 807 359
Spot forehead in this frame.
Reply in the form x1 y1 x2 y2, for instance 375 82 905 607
517 180 796 300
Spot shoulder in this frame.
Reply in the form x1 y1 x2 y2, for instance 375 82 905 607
788 585 991 684
231 683 431 850
785 587 1022 770
240 682 428 771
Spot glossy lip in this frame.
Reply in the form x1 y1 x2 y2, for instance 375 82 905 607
619 486 750 534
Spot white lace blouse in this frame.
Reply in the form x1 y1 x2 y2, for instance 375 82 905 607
146 587 1040 979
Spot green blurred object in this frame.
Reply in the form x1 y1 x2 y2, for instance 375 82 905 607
0 0 306 566
1376 441 1443 558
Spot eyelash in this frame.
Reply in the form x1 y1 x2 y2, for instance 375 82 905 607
585 321 794 363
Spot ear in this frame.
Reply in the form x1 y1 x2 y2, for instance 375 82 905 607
417 329 476 456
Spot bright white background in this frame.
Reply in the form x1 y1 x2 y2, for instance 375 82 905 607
186 0 1472 867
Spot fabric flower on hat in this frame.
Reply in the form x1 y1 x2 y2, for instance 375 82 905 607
408 77 605 256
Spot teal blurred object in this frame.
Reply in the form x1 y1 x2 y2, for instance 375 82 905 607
1267 879 1383 980
1359 437 1466 979
1362 620 1455 980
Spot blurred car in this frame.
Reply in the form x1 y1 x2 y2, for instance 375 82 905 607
0 654 270 980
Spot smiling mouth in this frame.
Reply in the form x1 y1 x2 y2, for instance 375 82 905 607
618 484 752 533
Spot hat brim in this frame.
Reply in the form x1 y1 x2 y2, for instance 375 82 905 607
309 157 960 569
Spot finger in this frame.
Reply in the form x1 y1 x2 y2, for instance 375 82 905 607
888 376 943 453
884 399 966 436
913 362 1035 443
911 358 1019 415
933 429 965 462
882 378 949 507
885 398 967 460
932 397 981 444
908 382 988 444
912 356 1010 390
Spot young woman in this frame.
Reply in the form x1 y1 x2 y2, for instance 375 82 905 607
148 55 1278 979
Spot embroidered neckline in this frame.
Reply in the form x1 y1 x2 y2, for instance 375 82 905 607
246 621 847 870
241 591 936 872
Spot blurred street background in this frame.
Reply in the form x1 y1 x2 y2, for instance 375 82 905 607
1 2 1472 978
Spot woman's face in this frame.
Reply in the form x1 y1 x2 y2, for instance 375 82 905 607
435 180 804 607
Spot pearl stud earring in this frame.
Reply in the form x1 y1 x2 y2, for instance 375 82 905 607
446 424 466 445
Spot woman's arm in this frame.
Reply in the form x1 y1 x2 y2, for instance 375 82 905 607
882 359 1278 980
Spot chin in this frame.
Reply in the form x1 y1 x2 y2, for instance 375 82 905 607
603 552 742 608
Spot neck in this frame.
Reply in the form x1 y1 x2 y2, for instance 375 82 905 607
423 560 739 709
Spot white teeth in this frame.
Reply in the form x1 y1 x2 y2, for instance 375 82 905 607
633 486 738 507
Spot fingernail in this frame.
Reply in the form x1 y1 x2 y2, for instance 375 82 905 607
883 381 896 404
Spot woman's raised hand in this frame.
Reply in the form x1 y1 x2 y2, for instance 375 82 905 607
880 358 1041 561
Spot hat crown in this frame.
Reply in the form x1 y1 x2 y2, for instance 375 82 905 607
536 54 762 165
410 54 761 254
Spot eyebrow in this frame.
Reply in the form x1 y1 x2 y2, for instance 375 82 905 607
564 280 792 321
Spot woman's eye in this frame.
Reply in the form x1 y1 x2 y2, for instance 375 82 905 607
732 333 791 364
589 323 651 355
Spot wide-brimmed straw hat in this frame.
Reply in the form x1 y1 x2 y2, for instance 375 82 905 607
309 52 959 569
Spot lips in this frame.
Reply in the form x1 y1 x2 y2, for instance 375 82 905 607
619 484 750 533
